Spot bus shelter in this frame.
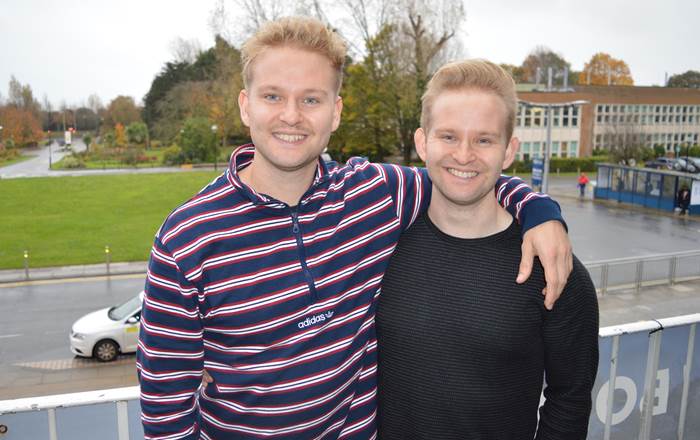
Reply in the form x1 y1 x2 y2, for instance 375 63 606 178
595 163 700 215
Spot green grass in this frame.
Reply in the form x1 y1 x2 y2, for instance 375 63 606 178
0 171 219 269
0 154 35 168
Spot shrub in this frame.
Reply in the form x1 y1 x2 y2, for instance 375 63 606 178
62 155 86 169
505 156 609 174
162 144 184 165
121 147 149 166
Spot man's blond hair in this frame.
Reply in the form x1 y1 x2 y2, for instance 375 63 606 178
241 16 347 93
421 59 517 140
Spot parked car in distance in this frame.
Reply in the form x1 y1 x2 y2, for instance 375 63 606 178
645 157 698 173
70 292 143 362
645 157 676 170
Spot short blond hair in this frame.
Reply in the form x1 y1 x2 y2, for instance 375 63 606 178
421 59 517 140
241 16 347 92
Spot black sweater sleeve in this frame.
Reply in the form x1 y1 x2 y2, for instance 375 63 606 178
536 256 600 440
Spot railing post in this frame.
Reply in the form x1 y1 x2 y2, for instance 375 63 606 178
601 263 609 295
117 400 129 440
603 335 620 440
639 328 663 440
678 323 696 440
48 408 58 440
669 256 678 285
636 260 644 291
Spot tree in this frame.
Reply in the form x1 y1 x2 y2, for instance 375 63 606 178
7 76 41 118
0 106 44 148
605 120 649 165
500 64 526 83
105 96 141 128
667 70 700 88
579 52 633 86
520 46 571 84
125 122 148 145
114 123 127 147
179 117 217 163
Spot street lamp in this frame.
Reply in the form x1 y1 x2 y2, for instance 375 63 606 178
518 99 589 193
47 130 52 170
211 124 218 171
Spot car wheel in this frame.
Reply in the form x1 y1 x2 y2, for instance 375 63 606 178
93 339 119 362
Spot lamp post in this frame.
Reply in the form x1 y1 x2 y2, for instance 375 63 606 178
211 124 219 171
518 99 589 193
47 130 52 170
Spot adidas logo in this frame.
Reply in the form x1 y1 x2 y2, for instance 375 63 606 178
297 310 334 329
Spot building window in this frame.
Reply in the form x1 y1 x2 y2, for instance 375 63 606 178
571 141 578 157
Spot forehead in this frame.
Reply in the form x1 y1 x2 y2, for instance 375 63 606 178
429 88 508 132
248 46 338 92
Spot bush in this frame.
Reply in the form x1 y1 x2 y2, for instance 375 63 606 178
121 147 149 166
162 144 184 165
62 155 86 169
505 156 609 174
150 140 162 149
180 117 217 163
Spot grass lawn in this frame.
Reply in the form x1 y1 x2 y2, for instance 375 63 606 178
0 171 219 269
0 154 35 168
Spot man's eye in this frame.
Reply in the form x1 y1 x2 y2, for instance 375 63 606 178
478 138 492 145
303 97 320 105
441 135 455 142
264 94 280 102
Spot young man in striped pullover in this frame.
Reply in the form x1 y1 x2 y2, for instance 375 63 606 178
376 60 599 439
137 17 573 440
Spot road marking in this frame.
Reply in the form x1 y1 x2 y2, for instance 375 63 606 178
0 334 22 339
14 356 135 371
0 273 146 289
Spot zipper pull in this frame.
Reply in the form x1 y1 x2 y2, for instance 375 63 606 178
291 211 299 234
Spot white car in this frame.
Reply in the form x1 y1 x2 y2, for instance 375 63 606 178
70 292 143 362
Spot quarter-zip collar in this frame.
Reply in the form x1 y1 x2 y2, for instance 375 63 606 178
226 143 332 208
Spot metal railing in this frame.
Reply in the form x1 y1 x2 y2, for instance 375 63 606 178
2 313 700 440
583 249 700 295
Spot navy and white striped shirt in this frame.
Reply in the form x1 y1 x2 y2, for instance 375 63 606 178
137 144 562 439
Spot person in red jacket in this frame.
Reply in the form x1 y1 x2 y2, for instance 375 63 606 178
578 172 590 197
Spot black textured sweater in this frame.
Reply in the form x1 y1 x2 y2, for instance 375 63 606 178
376 213 599 440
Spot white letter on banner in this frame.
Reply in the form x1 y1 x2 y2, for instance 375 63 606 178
596 376 637 425
638 368 669 416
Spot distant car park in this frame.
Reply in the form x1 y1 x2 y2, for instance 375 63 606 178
645 157 698 173
70 292 143 362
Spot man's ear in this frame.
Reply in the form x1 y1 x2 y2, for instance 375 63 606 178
331 96 343 132
502 136 520 170
238 90 250 127
415 128 428 163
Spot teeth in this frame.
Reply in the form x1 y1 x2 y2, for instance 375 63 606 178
448 168 477 178
275 133 306 142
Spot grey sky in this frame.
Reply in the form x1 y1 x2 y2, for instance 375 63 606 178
1 0 698 108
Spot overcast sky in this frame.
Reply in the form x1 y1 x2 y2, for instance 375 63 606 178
1 0 698 108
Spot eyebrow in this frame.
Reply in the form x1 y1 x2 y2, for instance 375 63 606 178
257 85 330 97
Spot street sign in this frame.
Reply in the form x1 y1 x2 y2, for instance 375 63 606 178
64 130 72 146
532 158 543 188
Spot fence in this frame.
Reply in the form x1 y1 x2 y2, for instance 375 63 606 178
2 313 700 439
584 250 700 295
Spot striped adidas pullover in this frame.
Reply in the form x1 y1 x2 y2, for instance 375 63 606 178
136 144 563 440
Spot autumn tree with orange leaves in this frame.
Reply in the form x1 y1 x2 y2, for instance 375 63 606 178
0 106 44 148
579 52 634 86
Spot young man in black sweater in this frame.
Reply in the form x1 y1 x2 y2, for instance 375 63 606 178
376 60 599 439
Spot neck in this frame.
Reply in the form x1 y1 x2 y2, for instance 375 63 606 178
238 159 317 206
427 194 513 239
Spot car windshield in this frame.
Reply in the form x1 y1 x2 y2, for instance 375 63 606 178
108 294 142 321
